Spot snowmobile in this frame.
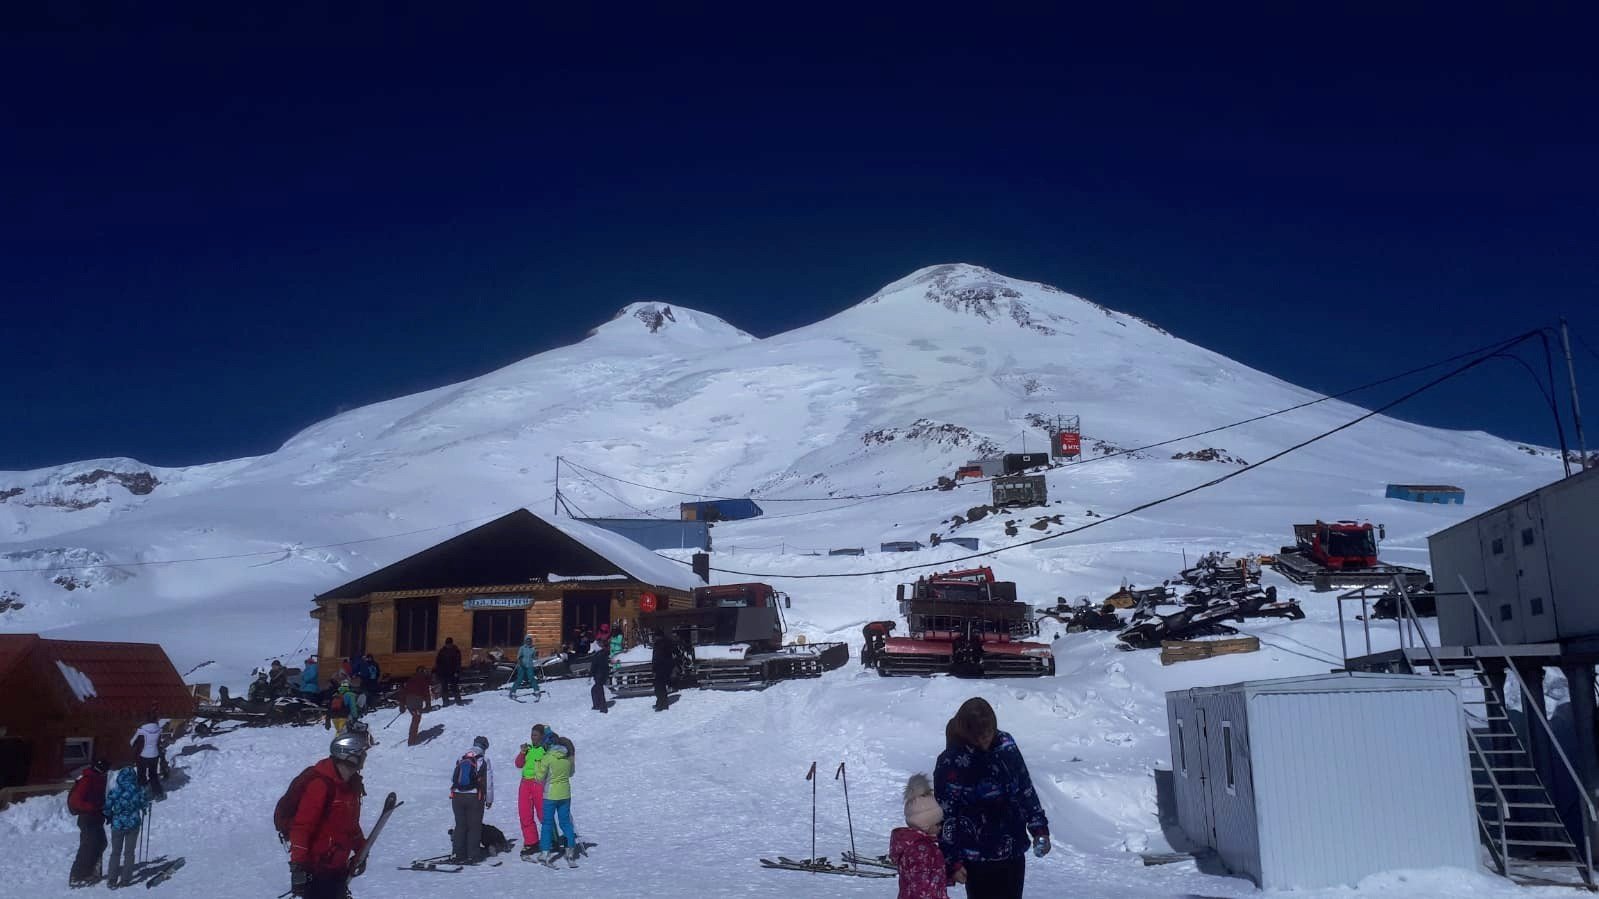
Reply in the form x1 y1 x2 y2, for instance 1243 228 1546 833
195 679 323 727
1179 552 1259 588
1117 604 1240 651
1360 584 1437 621
1204 585 1306 622
611 583 847 696
1037 598 1124 632
867 567 1054 677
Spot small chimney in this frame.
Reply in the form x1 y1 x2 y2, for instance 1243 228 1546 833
691 552 711 584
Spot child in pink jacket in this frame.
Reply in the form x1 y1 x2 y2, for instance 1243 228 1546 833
889 773 959 899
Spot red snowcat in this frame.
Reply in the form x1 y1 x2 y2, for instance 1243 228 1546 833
1272 520 1427 591
861 567 1055 677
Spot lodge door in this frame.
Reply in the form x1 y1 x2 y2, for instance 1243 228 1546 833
0 737 30 788
562 591 612 650
338 602 369 659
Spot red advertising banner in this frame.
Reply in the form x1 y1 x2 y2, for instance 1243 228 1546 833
1057 431 1081 457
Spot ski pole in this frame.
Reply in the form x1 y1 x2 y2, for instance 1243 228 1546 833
836 762 857 870
805 761 817 866
385 706 405 730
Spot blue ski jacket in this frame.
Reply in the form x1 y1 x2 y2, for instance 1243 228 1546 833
104 768 149 832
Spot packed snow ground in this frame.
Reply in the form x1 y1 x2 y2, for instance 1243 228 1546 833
0 264 1580 896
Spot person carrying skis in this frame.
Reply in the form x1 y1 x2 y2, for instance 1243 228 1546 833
651 628 677 712
589 625 611 713
510 635 540 700
299 656 321 701
103 767 150 888
67 758 109 887
891 772 957 899
129 709 166 800
434 637 463 706
514 724 548 859
448 736 494 864
532 736 578 866
286 732 369 899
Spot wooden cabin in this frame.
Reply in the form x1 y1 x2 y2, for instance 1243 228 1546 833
310 509 700 680
0 635 195 792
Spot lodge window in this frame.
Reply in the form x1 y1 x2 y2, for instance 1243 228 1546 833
472 609 527 650
395 597 439 653
1221 722 1236 795
63 737 93 772
1522 528 1536 547
1177 720 1187 776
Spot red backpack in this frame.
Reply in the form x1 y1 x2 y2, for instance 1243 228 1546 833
273 766 333 842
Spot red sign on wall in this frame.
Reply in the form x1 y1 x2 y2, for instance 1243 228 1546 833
1056 431 1081 457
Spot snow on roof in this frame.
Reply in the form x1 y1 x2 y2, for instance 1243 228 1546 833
543 514 702 593
55 659 99 702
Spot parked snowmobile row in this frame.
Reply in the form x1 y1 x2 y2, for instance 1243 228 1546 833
610 582 847 697
860 567 1055 677
1117 580 1304 650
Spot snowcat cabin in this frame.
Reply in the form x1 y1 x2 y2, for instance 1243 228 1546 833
692 583 778 609
638 582 786 652
955 464 985 480
1294 520 1379 569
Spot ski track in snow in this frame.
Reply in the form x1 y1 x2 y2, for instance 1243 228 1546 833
0 264 1579 897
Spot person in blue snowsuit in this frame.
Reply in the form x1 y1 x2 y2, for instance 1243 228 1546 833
103 768 151 888
300 656 321 700
934 697 1050 899
510 636 540 699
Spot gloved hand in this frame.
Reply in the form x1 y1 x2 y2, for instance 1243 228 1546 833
1032 834 1052 858
289 863 309 896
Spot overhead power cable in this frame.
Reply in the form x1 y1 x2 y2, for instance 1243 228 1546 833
562 466 668 519
670 330 1543 580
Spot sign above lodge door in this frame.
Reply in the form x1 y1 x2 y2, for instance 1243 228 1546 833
463 596 534 610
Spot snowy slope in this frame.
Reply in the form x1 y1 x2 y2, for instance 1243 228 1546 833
0 266 1573 897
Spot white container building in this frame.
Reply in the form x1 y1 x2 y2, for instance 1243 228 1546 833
1165 672 1477 890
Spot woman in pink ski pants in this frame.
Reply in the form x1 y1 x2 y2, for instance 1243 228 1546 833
514 725 549 849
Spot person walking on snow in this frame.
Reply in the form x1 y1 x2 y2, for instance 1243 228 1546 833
514 724 549 858
327 679 359 734
129 709 165 800
532 737 578 865
510 636 540 700
892 772 958 898
299 656 321 701
103 767 150 888
399 667 433 746
935 697 1050 899
651 628 677 711
286 733 369 899
589 624 611 713
67 758 109 887
356 654 381 709
449 736 494 864
435 637 463 706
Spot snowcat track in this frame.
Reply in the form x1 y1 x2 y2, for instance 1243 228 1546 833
1272 552 1429 592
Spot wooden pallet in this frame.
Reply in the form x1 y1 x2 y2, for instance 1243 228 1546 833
1159 636 1259 665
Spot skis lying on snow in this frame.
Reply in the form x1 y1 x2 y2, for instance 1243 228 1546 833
759 856 896 878
400 861 465 873
144 856 186 888
840 851 897 870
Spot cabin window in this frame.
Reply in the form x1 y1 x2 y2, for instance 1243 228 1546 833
1530 597 1545 616
1221 722 1236 795
63 737 93 772
1500 604 1514 622
472 609 527 650
1492 537 1505 555
395 597 439 653
1177 720 1187 776
1522 528 1536 547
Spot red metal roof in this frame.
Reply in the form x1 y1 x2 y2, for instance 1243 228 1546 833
0 634 195 719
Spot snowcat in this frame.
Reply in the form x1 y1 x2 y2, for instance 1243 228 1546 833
1271 520 1428 591
861 567 1055 677
609 582 847 696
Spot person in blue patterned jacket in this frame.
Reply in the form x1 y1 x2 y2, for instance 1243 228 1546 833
934 697 1050 898
103 767 151 888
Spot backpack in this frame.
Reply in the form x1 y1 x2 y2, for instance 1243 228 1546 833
273 766 332 842
451 754 482 793
329 691 347 716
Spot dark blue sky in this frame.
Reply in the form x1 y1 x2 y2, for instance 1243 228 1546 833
3 6 1596 470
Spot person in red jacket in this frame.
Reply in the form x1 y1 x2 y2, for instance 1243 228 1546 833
67 758 109 887
890 772 958 899
287 733 368 899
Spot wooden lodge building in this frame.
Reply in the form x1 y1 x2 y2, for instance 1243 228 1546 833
311 509 702 678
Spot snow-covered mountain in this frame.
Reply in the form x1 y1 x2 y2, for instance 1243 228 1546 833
0 263 1571 898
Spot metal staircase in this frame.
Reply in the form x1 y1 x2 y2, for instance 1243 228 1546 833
1341 577 1596 889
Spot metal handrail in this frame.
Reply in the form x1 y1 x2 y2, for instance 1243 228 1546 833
1457 575 1599 827
1466 725 1512 872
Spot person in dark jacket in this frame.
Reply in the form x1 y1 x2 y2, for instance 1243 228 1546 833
356 654 381 710
651 628 677 711
434 638 463 706
934 697 1049 899
288 733 369 899
589 626 610 713
399 667 433 746
67 759 109 886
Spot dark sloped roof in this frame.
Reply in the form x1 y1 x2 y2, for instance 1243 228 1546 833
315 508 693 601
0 634 194 719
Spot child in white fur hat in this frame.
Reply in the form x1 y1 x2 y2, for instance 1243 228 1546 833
889 772 959 898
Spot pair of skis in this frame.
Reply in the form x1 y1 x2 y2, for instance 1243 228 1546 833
143 856 186 888
762 762 883 878
758 856 894 879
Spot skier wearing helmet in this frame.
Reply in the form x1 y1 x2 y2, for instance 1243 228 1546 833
285 732 369 898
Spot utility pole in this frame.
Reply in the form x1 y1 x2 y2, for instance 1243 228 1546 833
554 456 562 516
1561 319 1589 472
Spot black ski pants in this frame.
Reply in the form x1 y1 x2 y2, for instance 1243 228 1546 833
305 871 349 899
71 814 106 881
653 666 672 710
451 795 485 862
590 680 608 712
963 856 1026 899
136 756 165 798
439 671 461 705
